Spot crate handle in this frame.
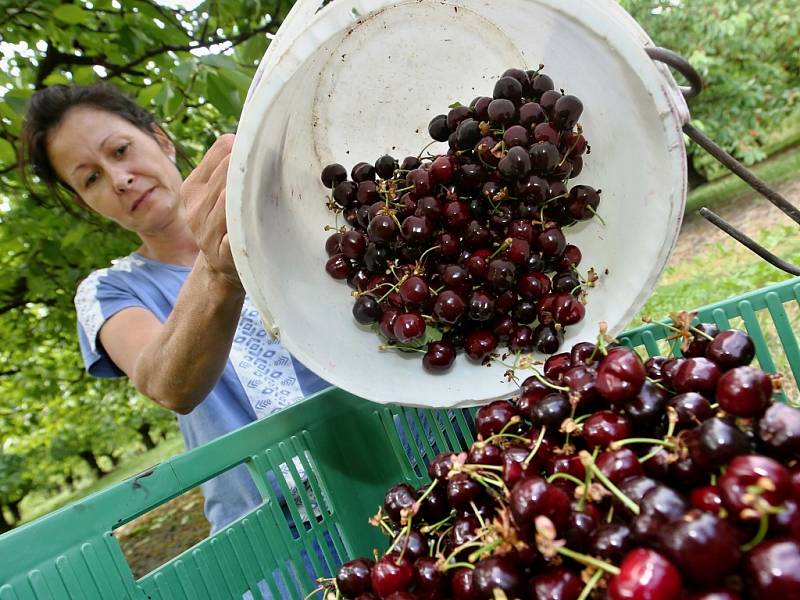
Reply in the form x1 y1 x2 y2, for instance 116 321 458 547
647 46 800 276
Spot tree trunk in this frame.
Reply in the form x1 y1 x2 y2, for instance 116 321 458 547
137 423 157 451
0 507 13 534
8 498 21 524
79 450 106 479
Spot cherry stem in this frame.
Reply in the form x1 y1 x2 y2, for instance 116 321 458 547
581 451 640 515
489 237 513 260
547 472 585 487
420 511 455 535
555 546 621 576
639 416 677 463
587 205 606 226
523 426 547 469
468 538 504 563
417 244 442 264
479 432 532 446
740 511 770 553
611 437 676 451
379 344 426 354
690 325 715 341
576 448 598 513
416 140 437 161
577 567 604 600
442 540 486 570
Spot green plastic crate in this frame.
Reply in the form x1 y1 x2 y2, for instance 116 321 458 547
2 276 800 599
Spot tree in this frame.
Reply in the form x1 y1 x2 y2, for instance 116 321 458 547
620 0 800 182
0 0 293 526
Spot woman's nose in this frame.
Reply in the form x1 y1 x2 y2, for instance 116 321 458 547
115 173 134 193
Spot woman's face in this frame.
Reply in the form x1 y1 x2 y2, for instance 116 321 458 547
46 106 184 234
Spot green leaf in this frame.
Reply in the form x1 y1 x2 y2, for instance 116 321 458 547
42 72 71 87
199 54 238 70
137 83 163 107
0 138 15 166
448 101 463 109
205 70 242 118
53 4 88 25
72 66 97 86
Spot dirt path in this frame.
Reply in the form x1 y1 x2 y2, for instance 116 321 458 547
669 179 800 265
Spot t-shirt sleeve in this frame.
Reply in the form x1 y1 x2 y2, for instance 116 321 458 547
74 269 147 378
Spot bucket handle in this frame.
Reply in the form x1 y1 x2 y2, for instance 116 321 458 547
646 46 800 276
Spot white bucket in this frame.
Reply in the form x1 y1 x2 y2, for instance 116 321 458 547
227 0 689 408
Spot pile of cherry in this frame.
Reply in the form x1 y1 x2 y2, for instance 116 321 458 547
322 67 598 371
317 323 800 599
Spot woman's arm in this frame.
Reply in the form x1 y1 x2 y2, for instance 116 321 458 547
97 258 244 414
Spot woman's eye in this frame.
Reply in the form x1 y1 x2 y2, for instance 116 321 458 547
115 143 129 157
85 172 98 187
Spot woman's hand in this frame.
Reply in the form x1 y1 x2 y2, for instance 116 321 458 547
181 134 243 291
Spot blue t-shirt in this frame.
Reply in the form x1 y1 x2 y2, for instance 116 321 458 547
74 252 330 532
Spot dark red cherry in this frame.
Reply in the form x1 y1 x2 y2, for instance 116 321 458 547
422 341 456 373
716 366 773 417
596 347 647 404
608 548 683 600
758 402 800 458
370 553 414 598
705 329 755 370
746 538 800 597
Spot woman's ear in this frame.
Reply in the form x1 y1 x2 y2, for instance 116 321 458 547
150 123 176 162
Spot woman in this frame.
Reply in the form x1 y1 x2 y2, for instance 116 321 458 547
21 83 331 538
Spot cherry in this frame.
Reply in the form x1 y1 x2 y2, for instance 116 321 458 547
539 89 562 118
415 195 443 222
558 244 582 271
443 199 472 231
532 322 563 354
564 509 599 551
528 392 571 429
399 276 429 307
383 483 417 524
518 271 551 301
590 522 632 562
400 156 421 171
685 592 742 600
422 340 456 373
427 452 456 481
758 402 800 458
529 567 583 600
472 95 492 120
486 259 517 291
433 290 465 324
533 122 560 144
455 119 483 151
644 355 668 379
690 485 724 514
529 141 560 173
475 400 518 439
553 94 584 129
351 161 376 182
632 485 688 546
705 329 755 370
464 330 497 362
561 130 587 156
326 253 352 279
566 185 601 221
509 475 571 533
487 98 516 124
596 347 647 404
544 352 572 381
716 366 773 417
370 553 414 598
530 72 555 98
660 358 685 389
337 558 375 597
562 365 601 409
326 231 343 256
689 417 751 469
608 548 683 600
383 592 417 600
392 312 426 343
413 556 447 600
671 357 721 396
498 146 532 180
519 101 547 128
597 448 643 484
467 290 496 322
450 567 480 600
659 510 741 587
446 105 473 131
550 292 585 325
348 268 371 292
552 271 580 295
469 442 503 467
368 213 399 244
472 557 524 598
400 215 433 245
682 322 719 358
379 308 400 340
357 180 379 205
447 473 484 508
719 454 791 518
353 295 382 325
393 529 428 562
626 381 669 431
584 410 632 449
321 163 348 188
492 315 516 342
546 453 586 481
503 124 530 148
570 342 597 367
668 392 713 429
746 538 800 597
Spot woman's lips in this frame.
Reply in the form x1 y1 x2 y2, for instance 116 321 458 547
132 187 155 212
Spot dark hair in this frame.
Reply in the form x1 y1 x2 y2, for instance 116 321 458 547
21 82 186 210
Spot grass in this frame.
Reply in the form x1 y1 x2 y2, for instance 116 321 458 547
685 143 800 214
20 435 185 524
